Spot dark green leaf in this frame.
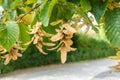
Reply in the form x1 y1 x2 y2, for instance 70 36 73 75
67 0 80 5
50 2 75 22
63 2 76 21
43 25 59 34
90 0 108 23
115 0 120 2
16 8 26 16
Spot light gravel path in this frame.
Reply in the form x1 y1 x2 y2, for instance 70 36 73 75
0 59 120 80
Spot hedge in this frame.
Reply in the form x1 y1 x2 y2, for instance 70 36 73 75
0 33 116 74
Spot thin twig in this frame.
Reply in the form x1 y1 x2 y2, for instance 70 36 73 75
16 3 42 22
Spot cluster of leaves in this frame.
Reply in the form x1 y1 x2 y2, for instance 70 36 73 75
0 0 120 68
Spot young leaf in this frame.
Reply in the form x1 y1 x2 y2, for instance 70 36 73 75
0 21 19 50
104 8 120 48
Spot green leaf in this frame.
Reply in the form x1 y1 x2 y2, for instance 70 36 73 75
50 2 75 22
63 2 76 21
90 0 108 23
0 21 19 50
0 24 6 38
2 0 9 9
25 0 37 4
43 25 59 34
80 0 92 12
50 5 63 21
67 0 80 5
21 12 35 25
9 10 17 20
2 0 18 9
0 0 2 5
40 0 57 26
116 0 120 2
18 22 31 48
16 8 26 15
10 0 19 9
2 0 14 9
104 8 120 48
37 0 43 3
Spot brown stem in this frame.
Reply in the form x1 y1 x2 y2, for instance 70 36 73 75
16 3 42 22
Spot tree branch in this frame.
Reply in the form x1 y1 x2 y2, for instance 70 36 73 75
16 3 42 22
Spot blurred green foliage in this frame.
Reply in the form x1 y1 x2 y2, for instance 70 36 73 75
0 33 115 74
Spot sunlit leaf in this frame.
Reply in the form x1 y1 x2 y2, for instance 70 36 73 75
50 20 63 26
0 0 2 5
25 0 37 4
20 12 35 25
40 0 57 26
0 21 19 50
18 22 31 48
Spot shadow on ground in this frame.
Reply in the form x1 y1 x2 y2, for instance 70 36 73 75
91 70 120 80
